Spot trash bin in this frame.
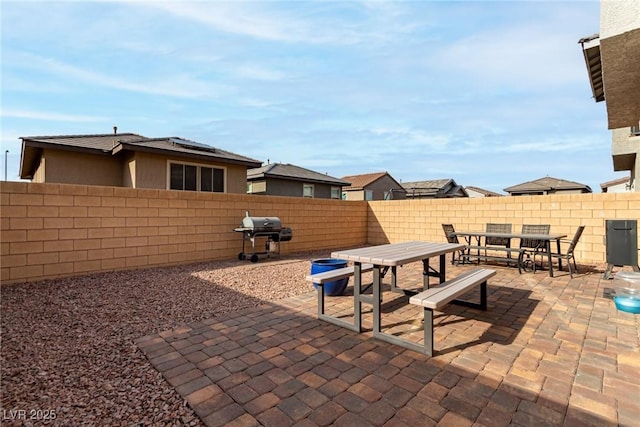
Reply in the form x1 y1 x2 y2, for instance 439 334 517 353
604 219 639 279
310 258 348 296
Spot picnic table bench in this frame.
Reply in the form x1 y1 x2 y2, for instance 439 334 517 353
409 267 495 355
305 263 374 285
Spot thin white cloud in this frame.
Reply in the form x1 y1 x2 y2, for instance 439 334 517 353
433 29 581 88
12 53 230 99
151 2 316 43
369 127 452 150
1 108 106 123
500 136 603 153
148 2 387 45
235 64 288 81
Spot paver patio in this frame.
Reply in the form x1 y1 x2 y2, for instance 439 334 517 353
136 261 640 427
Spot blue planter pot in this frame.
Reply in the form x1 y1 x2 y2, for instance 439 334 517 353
311 258 348 296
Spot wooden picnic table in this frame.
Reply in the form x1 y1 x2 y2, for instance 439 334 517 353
329 241 464 351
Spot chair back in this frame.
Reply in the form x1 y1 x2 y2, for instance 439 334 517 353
485 223 512 247
442 224 459 244
520 224 550 249
566 226 586 254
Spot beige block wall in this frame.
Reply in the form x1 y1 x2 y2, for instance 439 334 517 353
367 193 640 264
1 182 368 284
2 182 639 284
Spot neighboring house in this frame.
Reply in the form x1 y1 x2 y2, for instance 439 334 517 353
464 186 504 198
247 163 349 199
19 131 262 194
340 172 406 201
402 179 468 199
600 176 633 193
579 0 640 192
504 177 592 196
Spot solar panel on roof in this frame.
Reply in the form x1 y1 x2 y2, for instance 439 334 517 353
170 138 217 154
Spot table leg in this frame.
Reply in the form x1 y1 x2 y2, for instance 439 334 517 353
555 239 563 272
372 265 382 335
354 262 362 332
390 266 398 292
423 256 447 288
423 259 429 290
546 241 554 277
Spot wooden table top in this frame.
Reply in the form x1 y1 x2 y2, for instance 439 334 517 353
331 241 464 266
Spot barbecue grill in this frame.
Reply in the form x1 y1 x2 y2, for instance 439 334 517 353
234 212 292 262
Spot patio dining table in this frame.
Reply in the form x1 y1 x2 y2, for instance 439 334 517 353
451 231 567 277
329 241 464 350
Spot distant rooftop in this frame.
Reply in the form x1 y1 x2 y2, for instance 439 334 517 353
504 176 592 195
465 186 504 197
248 163 349 186
340 172 390 190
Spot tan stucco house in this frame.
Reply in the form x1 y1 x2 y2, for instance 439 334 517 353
600 176 631 193
247 163 349 199
504 177 592 196
580 0 640 192
341 172 406 200
19 132 262 193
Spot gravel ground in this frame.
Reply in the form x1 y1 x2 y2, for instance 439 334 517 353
1 251 330 426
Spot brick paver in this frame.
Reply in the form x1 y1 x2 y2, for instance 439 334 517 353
136 262 640 426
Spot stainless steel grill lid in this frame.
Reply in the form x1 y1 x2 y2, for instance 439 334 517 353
241 215 282 232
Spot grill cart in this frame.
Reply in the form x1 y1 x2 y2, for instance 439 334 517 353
234 212 293 262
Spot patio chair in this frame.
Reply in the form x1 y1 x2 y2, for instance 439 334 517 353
519 224 550 271
442 224 467 265
534 226 585 278
485 223 512 247
485 223 513 264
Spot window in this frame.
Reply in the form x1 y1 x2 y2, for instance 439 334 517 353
303 184 314 198
331 187 341 199
365 190 374 200
170 163 197 191
201 166 224 192
169 162 225 192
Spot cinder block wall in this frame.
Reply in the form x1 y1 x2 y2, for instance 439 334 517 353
368 193 640 263
2 182 639 284
0 182 368 284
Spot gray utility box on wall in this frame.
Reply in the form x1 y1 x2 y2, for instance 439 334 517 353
603 219 640 279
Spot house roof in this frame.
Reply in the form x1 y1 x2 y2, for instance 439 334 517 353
247 163 350 186
19 133 262 179
341 172 402 191
112 137 262 166
464 186 504 197
600 176 630 190
402 179 468 198
504 176 592 194
579 34 605 102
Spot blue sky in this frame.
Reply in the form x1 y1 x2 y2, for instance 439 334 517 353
0 1 626 193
